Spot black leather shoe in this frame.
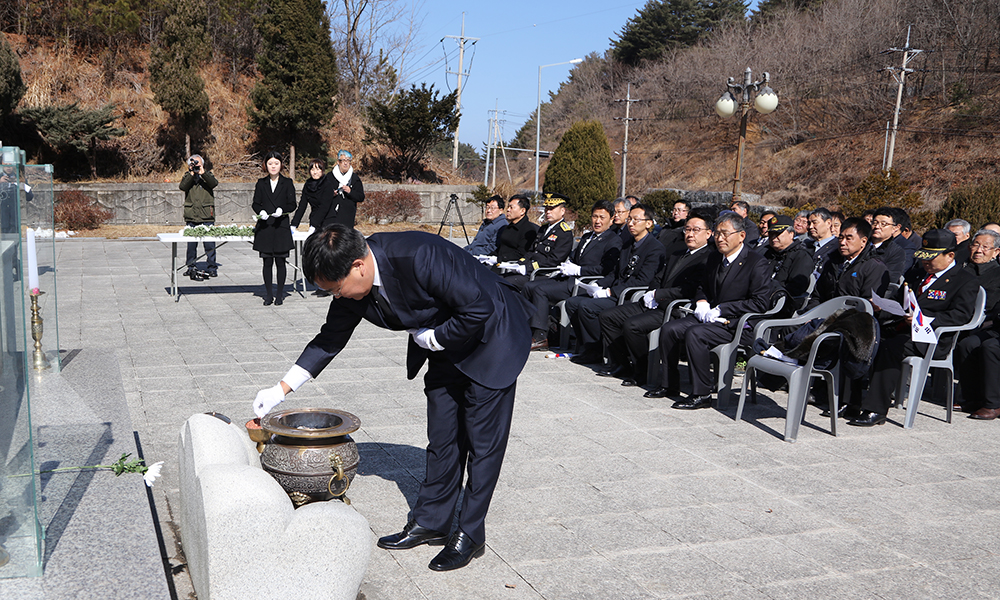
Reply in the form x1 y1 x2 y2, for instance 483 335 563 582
570 352 602 365
643 387 678 398
274 297 283 306
621 377 646 387
847 411 887 427
820 404 862 419
377 520 448 550
263 297 273 306
208 270 218 278
596 365 628 378
428 530 485 571
672 394 713 410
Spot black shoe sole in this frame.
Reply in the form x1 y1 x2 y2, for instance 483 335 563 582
377 536 448 550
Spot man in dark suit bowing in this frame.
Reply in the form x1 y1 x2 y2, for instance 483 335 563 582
597 209 714 386
645 211 772 407
252 225 533 571
849 229 980 426
523 200 623 350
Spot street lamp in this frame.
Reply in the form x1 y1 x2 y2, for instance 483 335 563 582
714 67 778 204
536 58 584 195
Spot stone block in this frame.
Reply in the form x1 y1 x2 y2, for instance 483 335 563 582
179 413 372 600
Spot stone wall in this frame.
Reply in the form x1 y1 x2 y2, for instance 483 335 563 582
53 182 482 227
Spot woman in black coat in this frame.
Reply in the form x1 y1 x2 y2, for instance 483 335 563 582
291 158 337 233
252 151 297 305
330 149 364 227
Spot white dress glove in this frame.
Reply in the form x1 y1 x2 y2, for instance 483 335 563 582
272 207 283 217
559 262 581 277
497 261 516 272
408 328 445 351
694 302 712 322
258 210 268 220
591 287 611 299
512 263 526 275
708 307 722 322
253 384 286 418
643 290 658 309
477 255 498 266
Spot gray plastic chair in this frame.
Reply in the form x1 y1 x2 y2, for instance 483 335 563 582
713 295 786 409
896 286 986 429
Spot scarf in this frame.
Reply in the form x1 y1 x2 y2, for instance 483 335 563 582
303 172 333 198
333 165 353 188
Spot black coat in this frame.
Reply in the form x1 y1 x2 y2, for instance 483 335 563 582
493 217 539 263
518 219 574 273
292 174 337 229
763 238 814 301
695 243 773 321
806 244 889 312
653 245 713 304
966 259 1000 317
252 175 297 255
871 239 907 283
329 170 364 227
574 229 623 277
597 233 666 300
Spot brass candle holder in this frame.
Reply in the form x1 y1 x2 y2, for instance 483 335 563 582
30 291 50 371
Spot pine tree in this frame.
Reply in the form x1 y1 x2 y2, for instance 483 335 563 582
611 0 747 66
150 0 210 158
836 169 924 218
249 0 339 179
0 35 25 117
21 103 127 178
364 83 459 180
542 120 617 217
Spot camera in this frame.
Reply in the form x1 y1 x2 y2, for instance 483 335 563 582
188 158 200 171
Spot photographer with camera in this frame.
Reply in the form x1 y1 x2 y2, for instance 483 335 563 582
179 154 219 279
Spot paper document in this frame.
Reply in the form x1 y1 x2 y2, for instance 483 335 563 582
870 289 906 316
762 345 799 365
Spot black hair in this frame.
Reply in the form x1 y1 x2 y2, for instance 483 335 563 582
631 202 656 224
686 207 714 230
263 151 284 171
873 207 898 225
509 194 530 211
302 224 368 284
309 157 326 171
841 217 871 240
488 194 505 210
730 199 749 212
810 207 832 221
674 198 692 210
890 207 912 231
592 199 615 216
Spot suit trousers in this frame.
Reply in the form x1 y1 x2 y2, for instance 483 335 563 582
599 303 666 376
411 354 516 546
658 316 744 395
185 221 217 269
564 296 617 353
523 278 575 332
956 328 1000 410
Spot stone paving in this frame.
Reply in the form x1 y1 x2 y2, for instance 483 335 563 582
50 238 1000 599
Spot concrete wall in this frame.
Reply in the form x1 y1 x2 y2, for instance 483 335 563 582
54 182 483 227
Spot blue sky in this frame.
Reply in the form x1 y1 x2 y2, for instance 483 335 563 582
402 1 758 160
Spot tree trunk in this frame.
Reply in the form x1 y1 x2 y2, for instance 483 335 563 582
185 132 191 159
289 143 296 181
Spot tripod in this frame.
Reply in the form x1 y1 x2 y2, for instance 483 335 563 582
437 194 471 244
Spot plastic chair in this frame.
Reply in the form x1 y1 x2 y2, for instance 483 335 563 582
735 296 874 441
646 298 693 385
713 295 786 409
554 276 603 349
896 286 986 429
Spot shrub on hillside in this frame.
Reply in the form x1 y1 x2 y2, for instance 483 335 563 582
937 180 1000 230
836 169 924 219
357 189 422 223
55 189 114 230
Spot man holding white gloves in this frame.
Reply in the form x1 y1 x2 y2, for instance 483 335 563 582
645 211 772 407
254 224 533 572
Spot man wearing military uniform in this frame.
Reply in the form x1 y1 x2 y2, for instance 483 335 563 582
497 194 574 290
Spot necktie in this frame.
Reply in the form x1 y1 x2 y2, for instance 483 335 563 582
715 258 730 289
920 273 933 294
369 285 404 330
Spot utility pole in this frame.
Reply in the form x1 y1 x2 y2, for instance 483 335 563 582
483 108 494 186
882 25 923 171
614 83 639 197
445 14 479 170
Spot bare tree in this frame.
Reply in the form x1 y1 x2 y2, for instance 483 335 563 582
327 0 426 106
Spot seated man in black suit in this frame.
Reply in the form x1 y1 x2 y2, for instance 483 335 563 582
803 217 889 313
497 194 574 290
523 200 623 350
849 229 980 427
945 218 972 266
869 207 908 283
564 203 666 364
954 229 1000 419
598 209 714 386
729 199 759 246
808 207 838 276
480 194 537 270
645 211 772 407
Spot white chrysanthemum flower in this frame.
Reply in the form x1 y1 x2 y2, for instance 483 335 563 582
143 461 164 488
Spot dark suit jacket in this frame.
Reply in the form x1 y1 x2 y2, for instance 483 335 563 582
494 217 539 263
520 219 574 272
296 232 533 390
695 243 772 320
597 233 666 299
252 175 297 254
812 237 838 275
966 259 1000 317
890 263 980 348
574 229 623 277
806 244 889 312
871 239 907 283
653 245 713 304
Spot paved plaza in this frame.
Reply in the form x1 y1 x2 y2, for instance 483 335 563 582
13 237 1000 599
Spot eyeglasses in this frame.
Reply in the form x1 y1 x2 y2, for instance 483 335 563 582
683 227 708 233
627 217 651 224
970 242 996 250
614 209 630 215
871 219 896 228
714 229 742 239
672 208 688 213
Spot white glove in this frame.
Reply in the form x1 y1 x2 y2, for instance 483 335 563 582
643 290 658 309
307 226 316 234
253 384 286 418
258 210 268 220
290 226 297 234
408 328 445 351
272 207 283 217
708 307 722 322
477 255 498 266
590 287 611 299
497 261 517 272
559 262 581 277
694 301 712 322
512 263 526 275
